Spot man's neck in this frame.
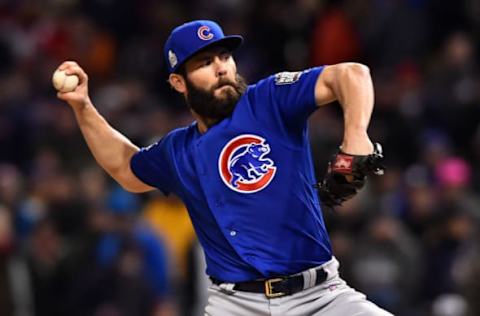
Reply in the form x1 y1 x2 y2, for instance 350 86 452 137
191 111 218 134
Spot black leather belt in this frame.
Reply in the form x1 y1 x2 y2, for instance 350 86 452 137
210 267 328 298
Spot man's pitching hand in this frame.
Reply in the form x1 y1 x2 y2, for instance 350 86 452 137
54 61 91 110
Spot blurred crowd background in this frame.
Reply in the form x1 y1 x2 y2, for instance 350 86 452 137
1 0 480 315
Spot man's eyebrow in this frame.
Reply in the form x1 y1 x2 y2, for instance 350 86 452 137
192 47 230 63
198 55 212 61
192 53 213 62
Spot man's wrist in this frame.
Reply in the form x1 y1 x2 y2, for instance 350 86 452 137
341 131 373 155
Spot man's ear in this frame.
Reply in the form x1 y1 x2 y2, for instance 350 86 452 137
169 73 186 93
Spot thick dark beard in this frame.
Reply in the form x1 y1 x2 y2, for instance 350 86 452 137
185 74 248 126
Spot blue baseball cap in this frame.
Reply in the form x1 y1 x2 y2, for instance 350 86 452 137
164 20 243 73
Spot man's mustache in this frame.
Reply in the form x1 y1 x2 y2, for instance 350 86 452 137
213 79 236 90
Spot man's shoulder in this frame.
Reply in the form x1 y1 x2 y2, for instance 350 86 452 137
247 74 274 90
244 75 273 97
142 124 195 154
246 67 322 94
162 123 196 144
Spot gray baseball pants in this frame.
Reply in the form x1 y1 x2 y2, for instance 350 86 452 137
205 257 394 316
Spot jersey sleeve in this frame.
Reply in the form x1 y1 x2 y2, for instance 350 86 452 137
247 66 324 138
130 137 173 195
272 67 324 121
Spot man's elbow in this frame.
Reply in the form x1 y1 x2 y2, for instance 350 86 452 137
109 168 154 193
340 62 370 79
119 181 156 193
120 182 146 193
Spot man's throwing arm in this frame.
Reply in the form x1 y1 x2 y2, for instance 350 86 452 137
55 61 155 193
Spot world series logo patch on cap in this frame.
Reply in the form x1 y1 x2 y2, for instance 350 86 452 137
218 134 277 193
168 50 178 68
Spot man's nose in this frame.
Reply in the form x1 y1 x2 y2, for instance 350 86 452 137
214 57 227 77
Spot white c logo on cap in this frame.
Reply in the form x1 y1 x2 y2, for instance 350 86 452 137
198 26 214 40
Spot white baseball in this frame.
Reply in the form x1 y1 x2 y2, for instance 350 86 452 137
52 70 79 92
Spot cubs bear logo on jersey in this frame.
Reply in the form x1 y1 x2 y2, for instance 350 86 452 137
218 134 277 193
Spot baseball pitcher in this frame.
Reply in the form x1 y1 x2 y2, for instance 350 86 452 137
55 20 392 315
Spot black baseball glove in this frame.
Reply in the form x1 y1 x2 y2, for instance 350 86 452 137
316 142 385 208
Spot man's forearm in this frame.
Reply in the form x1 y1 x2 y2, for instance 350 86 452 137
334 63 374 154
73 100 139 178
54 61 153 192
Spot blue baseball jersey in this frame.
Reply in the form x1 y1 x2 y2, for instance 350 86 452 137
131 66 332 282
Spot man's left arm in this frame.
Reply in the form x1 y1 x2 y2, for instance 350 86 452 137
315 63 374 155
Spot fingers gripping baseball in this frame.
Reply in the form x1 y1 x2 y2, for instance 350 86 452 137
317 142 385 207
54 61 90 110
